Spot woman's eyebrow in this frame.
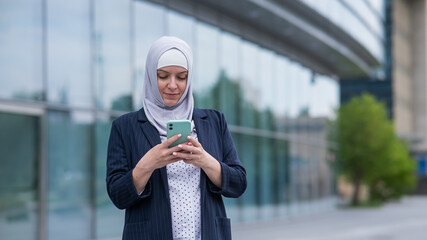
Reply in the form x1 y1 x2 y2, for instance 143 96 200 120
157 70 188 74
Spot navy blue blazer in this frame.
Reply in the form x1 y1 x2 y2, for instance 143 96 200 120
106 108 247 240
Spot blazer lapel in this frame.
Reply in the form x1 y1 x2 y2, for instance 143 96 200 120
193 108 209 151
137 109 169 194
193 108 209 206
137 109 161 148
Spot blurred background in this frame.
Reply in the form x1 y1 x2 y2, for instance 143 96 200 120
0 0 426 239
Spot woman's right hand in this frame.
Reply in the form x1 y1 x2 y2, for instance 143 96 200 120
132 134 184 193
139 134 185 171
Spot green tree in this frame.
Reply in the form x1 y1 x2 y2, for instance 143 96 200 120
368 138 416 202
337 94 415 205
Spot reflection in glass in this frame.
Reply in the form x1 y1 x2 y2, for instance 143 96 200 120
219 33 241 125
275 139 290 208
309 75 339 118
167 11 195 48
193 22 220 109
47 0 92 107
216 31 243 218
274 56 289 118
288 62 299 119
259 49 275 112
0 0 43 101
133 0 166 110
241 41 260 112
0 113 39 240
94 0 132 111
301 0 383 60
258 49 276 218
239 41 259 220
220 33 240 81
47 111 92 240
95 115 124 239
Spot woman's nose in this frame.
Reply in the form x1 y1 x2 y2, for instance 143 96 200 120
168 77 178 89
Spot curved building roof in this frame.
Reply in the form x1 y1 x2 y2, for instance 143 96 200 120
159 0 381 79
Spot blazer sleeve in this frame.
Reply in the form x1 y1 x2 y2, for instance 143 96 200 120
106 120 152 210
207 112 247 198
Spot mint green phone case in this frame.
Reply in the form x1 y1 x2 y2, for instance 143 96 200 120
166 120 191 147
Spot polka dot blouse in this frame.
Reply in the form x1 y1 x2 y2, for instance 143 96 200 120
161 121 201 240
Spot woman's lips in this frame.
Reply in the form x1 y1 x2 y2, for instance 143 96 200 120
164 93 179 98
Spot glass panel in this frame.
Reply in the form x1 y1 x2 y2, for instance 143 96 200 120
133 0 166 110
95 115 124 239
239 41 259 221
219 32 241 125
258 49 276 219
288 137 300 215
309 74 339 118
275 138 290 216
220 32 240 81
0 0 43 101
302 0 383 61
193 22 220 109
342 0 383 38
167 11 195 48
94 0 132 111
274 56 291 216
273 56 289 119
0 112 39 240
286 61 300 215
295 65 312 214
240 41 259 127
47 111 93 240
258 49 275 113
47 0 92 107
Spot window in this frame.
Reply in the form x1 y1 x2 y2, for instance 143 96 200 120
0 0 43 101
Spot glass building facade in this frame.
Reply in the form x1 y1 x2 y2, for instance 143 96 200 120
0 0 344 239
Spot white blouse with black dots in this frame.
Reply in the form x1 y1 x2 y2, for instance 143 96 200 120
161 121 201 240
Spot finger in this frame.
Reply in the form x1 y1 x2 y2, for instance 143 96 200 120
173 151 193 160
163 134 182 147
167 154 182 162
177 144 198 154
168 157 182 163
165 145 183 155
187 136 202 148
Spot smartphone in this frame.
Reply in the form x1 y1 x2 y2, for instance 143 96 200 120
166 120 191 148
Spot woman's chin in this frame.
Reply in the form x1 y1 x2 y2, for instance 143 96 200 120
164 99 179 105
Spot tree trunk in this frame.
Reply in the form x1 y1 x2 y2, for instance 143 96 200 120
352 177 361 205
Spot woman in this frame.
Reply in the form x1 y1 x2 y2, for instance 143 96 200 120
106 36 247 240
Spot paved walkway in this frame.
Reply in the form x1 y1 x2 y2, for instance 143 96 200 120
232 196 427 240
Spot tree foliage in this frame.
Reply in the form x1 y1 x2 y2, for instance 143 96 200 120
336 94 416 205
369 138 416 202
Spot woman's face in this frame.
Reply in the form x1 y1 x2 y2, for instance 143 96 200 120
157 66 188 105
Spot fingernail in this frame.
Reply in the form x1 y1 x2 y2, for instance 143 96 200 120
178 145 182 148
173 152 177 156
187 136 191 139
178 134 182 137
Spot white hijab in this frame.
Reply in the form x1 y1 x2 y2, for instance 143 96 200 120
142 36 194 137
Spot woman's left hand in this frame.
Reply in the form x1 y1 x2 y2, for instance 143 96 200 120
173 136 222 188
173 136 214 168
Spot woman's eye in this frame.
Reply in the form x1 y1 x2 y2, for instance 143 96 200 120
158 75 168 79
178 75 187 80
